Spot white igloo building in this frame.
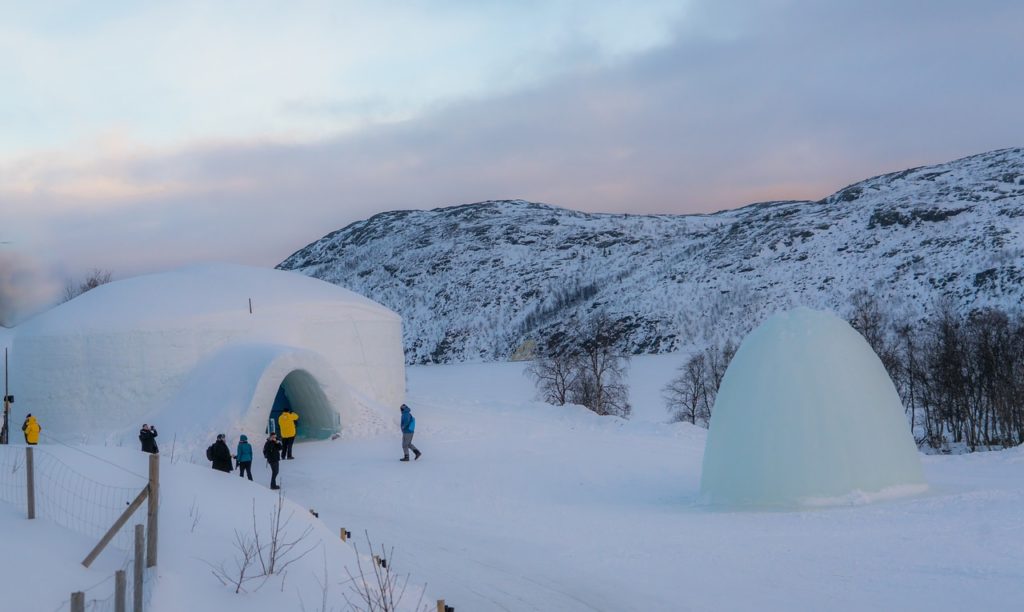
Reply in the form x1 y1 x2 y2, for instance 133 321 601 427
8 264 405 442
700 307 925 506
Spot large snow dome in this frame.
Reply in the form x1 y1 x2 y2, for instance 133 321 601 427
700 307 925 506
9 264 405 441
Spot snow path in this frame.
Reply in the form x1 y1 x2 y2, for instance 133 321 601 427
269 359 1024 611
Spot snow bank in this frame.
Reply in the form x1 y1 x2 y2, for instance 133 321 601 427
700 307 925 506
0 445 426 612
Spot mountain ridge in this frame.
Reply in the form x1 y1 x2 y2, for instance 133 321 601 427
278 147 1024 363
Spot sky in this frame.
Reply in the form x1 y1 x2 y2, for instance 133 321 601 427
2 0 1023 322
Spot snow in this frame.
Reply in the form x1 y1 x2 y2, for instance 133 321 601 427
0 445 368 612
7 263 405 443
22 263 394 334
2 356 1022 611
701 308 925 506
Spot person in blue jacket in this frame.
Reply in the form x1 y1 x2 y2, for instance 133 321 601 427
399 404 422 462
235 434 253 481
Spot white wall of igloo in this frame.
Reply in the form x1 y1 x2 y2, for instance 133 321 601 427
8 264 405 440
700 307 925 506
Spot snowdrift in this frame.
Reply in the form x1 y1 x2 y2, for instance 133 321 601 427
700 307 926 506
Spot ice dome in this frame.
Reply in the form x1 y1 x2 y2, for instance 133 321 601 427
700 307 925 506
8 263 405 442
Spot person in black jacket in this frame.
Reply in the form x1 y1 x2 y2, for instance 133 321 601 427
139 424 159 454
209 434 233 473
263 432 283 490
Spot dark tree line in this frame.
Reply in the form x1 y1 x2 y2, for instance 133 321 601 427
849 291 1024 451
661 290 1023 453
526 312 631 418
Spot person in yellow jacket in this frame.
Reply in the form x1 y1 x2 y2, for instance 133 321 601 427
22 413 41 445
278 408 298 460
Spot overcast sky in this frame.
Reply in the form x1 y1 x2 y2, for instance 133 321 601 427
2 0 1023 319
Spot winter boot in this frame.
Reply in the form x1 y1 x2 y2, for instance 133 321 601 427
414 450 422 460
399 456 410 462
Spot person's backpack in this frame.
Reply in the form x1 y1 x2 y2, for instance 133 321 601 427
206 444 215 461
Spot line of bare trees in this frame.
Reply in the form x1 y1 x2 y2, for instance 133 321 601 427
849 290 1024 451
660 290 1024 452
526 312 631 418
61 269 112 303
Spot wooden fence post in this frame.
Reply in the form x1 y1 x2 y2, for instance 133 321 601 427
134 524 144 612
26 446 35 519
146 453 159 568
115 569 126 612
82 486 148 567
70 591 85 612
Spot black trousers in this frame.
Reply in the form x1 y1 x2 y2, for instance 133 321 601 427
282 436 295 459
238 461 252 480
269 461 280 488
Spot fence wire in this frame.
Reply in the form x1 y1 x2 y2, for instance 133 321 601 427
0 445 157 611
0 445 27 512
32 448 145 551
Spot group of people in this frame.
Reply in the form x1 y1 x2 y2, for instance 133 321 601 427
205 431 286 489
132 403 423 492
204 407 299 490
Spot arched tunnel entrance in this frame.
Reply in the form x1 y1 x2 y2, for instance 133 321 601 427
268 369 339 440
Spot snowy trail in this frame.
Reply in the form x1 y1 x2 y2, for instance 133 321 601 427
266 359 1024 611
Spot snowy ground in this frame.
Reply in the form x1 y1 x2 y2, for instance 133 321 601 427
2 354 1023 611
284 357 1024 610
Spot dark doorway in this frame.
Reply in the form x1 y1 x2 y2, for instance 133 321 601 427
267 369 339 440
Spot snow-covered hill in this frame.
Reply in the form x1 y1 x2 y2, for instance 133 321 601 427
279 148 1024 363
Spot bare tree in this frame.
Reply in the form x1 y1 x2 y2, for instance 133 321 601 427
525 352 580 406
663 340 737 427
209 492 319 595
663 353 710 425
342 532 427 612
848 288 902 377
61 268 113 303
705 340 737 398
525 312 631 417
570 312 631 417
253 491 318 577
209 529 264 594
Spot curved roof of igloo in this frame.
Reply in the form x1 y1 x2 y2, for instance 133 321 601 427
17 263 398 335
700 307 924 506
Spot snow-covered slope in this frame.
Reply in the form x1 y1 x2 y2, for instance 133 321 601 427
0 446 372 612
279 148 1024 363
